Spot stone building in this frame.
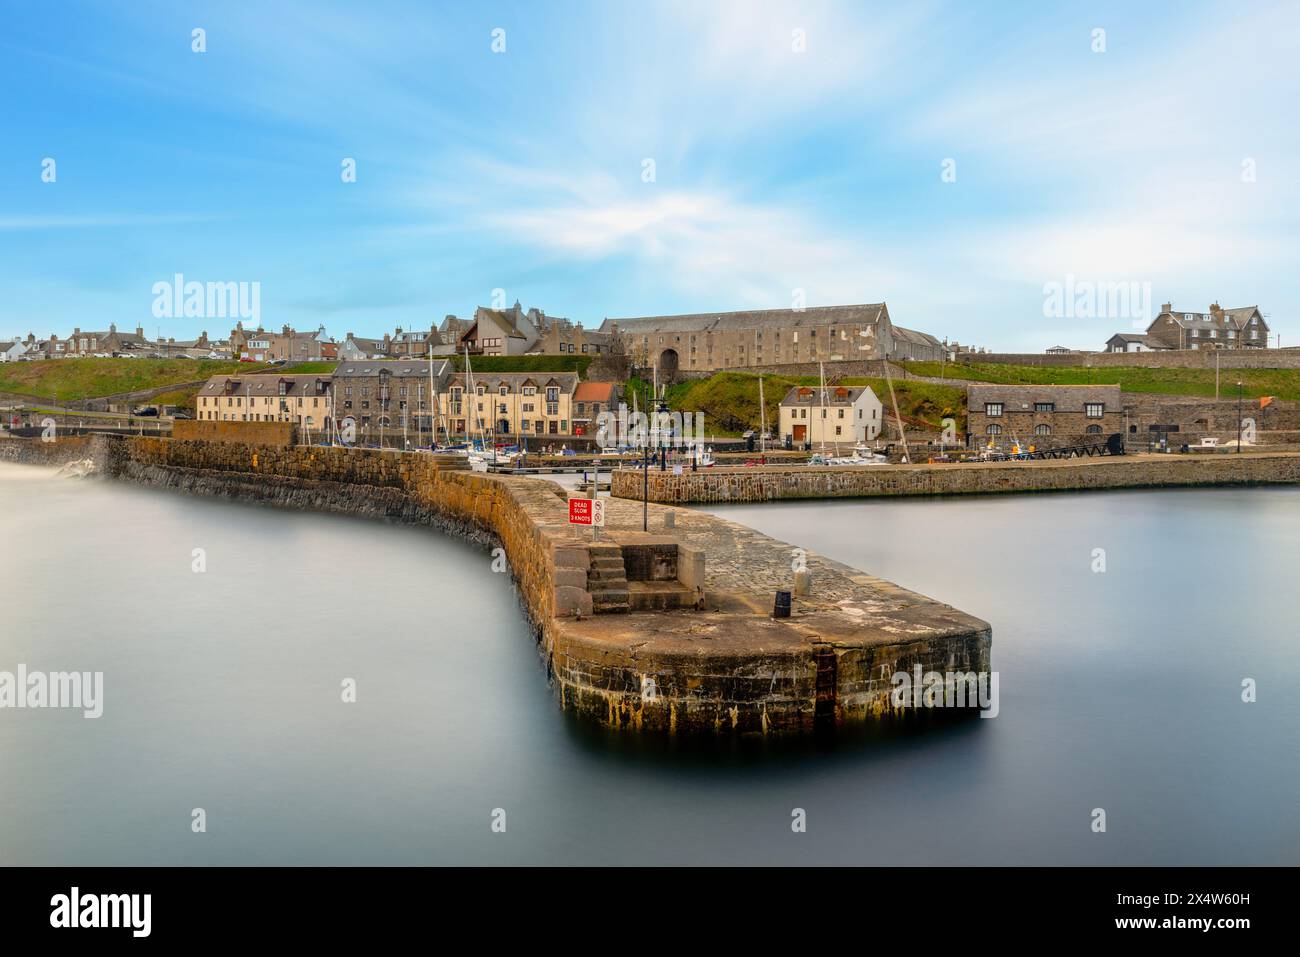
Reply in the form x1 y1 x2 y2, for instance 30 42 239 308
533 317 617 357
966 384 1122 448
331 360 446 436
778 385 883 446
237 325 331 362
339 333 390 360
1143 302 1270 350
49 324 151 357
598 303 945 378
458 306 539 356
196 374 333 431
572 381 620 437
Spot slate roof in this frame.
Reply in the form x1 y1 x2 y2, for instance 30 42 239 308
601 303 889 335
780 385 875 407
445 372 579 393
201 374 330 398
966 383 1121 412
1152 305 1264 333
333 360 449 378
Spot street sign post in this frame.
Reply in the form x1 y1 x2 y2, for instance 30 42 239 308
568 496 605 537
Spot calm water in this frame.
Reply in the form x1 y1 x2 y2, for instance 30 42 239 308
1 462 1297 865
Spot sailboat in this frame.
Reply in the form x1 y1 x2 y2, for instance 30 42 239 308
463 347 514 470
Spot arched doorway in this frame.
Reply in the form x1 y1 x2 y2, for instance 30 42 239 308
657 348 680 381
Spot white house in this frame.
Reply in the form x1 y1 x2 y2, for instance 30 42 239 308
0 339 32 362
779 384 883 446
1104 333 1157 353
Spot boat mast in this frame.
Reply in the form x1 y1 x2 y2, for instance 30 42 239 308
758 374 766 455
819 361 827 453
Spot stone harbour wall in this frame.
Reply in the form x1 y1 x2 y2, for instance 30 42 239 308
612 452 1300 503
0 434 99 466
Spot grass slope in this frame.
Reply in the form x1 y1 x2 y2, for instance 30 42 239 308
625 372 966 436
446 354 591 375
0 358 338 406
899 361 1300 401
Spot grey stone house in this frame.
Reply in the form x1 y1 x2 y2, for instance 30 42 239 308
966 384 1122 448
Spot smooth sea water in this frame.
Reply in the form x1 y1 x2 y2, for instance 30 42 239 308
1 462 1296 865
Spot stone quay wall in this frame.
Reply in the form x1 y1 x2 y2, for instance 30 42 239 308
612 452 1300 504
118 436 589 628
171 419 298 446
0 434 99 466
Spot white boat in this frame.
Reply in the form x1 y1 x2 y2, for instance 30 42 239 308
468 447 515 470
683 443 714 467
826 452 889 466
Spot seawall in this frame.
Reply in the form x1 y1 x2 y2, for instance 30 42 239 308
610 452 1300 503
2 434 993 735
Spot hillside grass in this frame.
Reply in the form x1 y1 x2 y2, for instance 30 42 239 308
899 361 1300 401
0 357 339 407
624 371 966 436
447 354 592 375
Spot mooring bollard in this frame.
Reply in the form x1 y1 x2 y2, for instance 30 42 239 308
773 589 792 618
794 569 811 596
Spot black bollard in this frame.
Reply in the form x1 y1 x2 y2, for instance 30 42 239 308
773 590 792 618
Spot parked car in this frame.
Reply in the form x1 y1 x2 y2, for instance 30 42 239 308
172 411 193 420
131 405 159 417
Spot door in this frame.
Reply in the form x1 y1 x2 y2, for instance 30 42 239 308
793 424 806 442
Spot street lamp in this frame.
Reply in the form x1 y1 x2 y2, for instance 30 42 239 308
642 382 650 532
1236 381 1243 453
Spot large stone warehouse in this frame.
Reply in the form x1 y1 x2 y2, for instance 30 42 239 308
598 302 946 378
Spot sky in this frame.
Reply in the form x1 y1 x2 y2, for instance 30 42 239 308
1 0 1297 351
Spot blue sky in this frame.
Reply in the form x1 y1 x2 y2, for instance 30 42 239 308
2 0 1297 350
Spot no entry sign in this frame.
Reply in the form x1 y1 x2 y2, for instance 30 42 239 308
568 497 605 526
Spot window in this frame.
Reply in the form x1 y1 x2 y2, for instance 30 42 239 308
1086 425 1102 434
1034 424 1051 436
1085 403 1104 418
1034 402 1054 413
985 403 1004 417
986 424 1002 435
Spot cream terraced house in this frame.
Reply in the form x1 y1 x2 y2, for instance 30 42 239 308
197 374 333 430
439 372 579 439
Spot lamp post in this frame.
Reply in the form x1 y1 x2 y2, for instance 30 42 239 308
642 382 650 532
1237 381 1243 453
